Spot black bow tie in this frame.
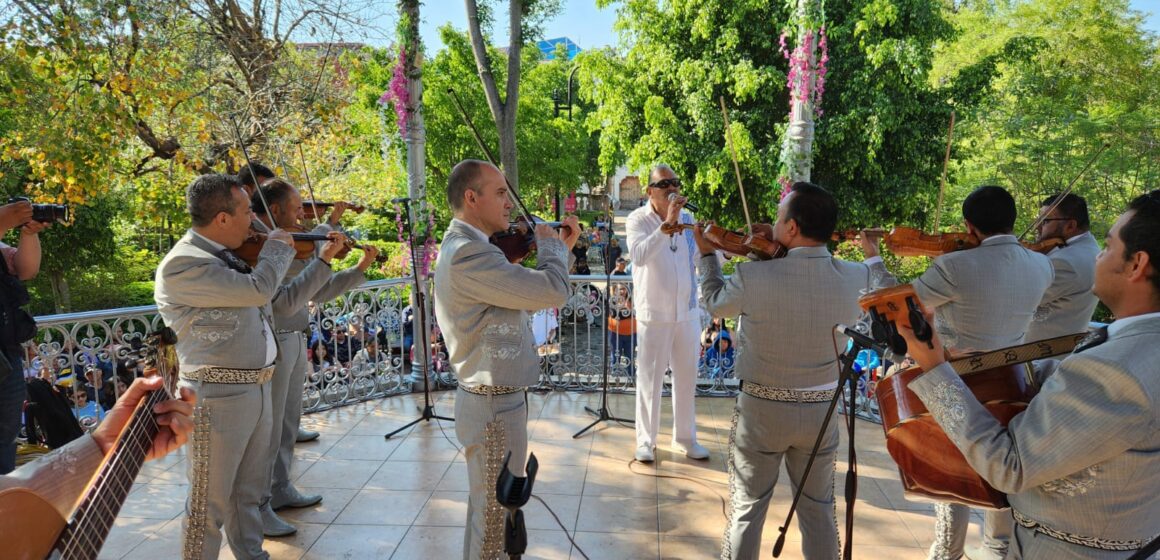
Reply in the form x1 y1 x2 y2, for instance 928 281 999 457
217 249 253 274
1073 325 1109 353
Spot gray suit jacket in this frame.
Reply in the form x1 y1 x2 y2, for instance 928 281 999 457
1026 232 1100 342
913 236 1053 352
699 246 895 388
155 231 294 371
433 220 571 388
910 315 1160 554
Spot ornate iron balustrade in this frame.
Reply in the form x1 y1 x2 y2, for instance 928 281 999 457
20 275 746 433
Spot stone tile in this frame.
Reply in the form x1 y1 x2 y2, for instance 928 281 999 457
532 464 588 496
322 434 403 461
120 517 183 559
529 415 606 441
302 524 409 559
435 461 470 492
365 460 450 491
391 525 464 559
660 535 722 560
659 497 728 538
97 516 170 560
524 494 581 532
528 438 593 467
119 483 188 520
256 521 328 560
387 435 463 463
569 531 659 559
583 456 657 499
333 489 432 526
295 457 382 489
412 490 468 527
525 529 574 559
275 487 359 525
575 495 659 534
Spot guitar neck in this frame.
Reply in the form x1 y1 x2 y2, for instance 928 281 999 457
54 387 168 559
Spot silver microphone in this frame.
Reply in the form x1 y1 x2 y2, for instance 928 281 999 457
667 192 698 212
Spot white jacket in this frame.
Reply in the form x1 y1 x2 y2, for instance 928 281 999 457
625 204 700 323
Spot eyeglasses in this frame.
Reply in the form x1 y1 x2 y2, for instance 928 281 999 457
1036 218 1072 227
647 178 681 190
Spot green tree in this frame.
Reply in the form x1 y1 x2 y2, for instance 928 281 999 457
932 0 1160 236
582 0 963 230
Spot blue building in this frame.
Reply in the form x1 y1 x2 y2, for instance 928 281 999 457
537 37 581 60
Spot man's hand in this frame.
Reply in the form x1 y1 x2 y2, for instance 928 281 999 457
91 376 196 462
896 308 947 372
664 194 687 227
559 215 581 250
320 231 348 263
751 222 775 243
860 229 882 258
356 243 380 272
692 221 716 255
267 228 294 247
0 201 33 232
327 201 351 227
21 220 49 236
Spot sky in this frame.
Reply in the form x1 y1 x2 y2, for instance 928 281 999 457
361 0 1159 53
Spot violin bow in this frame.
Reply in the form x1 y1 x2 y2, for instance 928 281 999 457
446 87 540 226
719 96 754 236
227 115 279 229
296 143 326 224
933 110 956 231
1018 142 1110 241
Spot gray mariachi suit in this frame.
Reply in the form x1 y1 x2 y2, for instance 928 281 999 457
433 219 570 560
910 315 1160 559
155 231 293 560
909 235 1054 560
263 252 366 507
699 246 894 560
1025 231 1101 342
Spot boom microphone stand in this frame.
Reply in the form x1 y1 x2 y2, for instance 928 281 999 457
386 198 453 439
771 325 887 560
574 195 633 439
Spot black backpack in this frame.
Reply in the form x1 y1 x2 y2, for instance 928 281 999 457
23 377 84 449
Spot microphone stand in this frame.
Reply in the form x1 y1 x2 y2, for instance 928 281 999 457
771 327 886 559
386 198 453 439
574 195 633 438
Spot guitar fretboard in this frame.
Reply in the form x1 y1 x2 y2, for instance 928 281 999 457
54 387 168 560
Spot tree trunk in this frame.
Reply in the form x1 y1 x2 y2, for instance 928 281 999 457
49 271 70 314
464 0 523 191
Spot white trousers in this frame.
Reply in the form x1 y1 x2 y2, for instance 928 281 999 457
634 318 701 448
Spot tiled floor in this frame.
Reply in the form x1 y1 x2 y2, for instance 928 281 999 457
102 390 986 559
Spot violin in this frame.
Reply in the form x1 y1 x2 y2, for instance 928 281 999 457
491 215 574 264
234 228 331 266
234 226 389 267
874 226 1066 258
661 222 787 260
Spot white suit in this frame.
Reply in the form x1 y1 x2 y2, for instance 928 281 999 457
625 204 702 450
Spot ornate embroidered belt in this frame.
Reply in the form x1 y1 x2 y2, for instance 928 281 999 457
459 384 525 396
741 381 834 403
181 366 275 385
1012 509 1158 551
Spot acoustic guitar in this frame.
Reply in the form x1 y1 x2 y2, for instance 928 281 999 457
0 328 178 560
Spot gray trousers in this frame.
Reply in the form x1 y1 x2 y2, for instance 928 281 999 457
928 503 1013 560
180 379 273 560
722 392 840 560
454 388 528 560
262 331 308 503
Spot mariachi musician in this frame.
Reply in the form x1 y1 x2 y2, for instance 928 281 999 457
894 190 1160 560
1026 192 1101 342
864 185 1053 560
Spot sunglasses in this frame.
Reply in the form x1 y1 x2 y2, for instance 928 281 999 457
648 178 681 190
